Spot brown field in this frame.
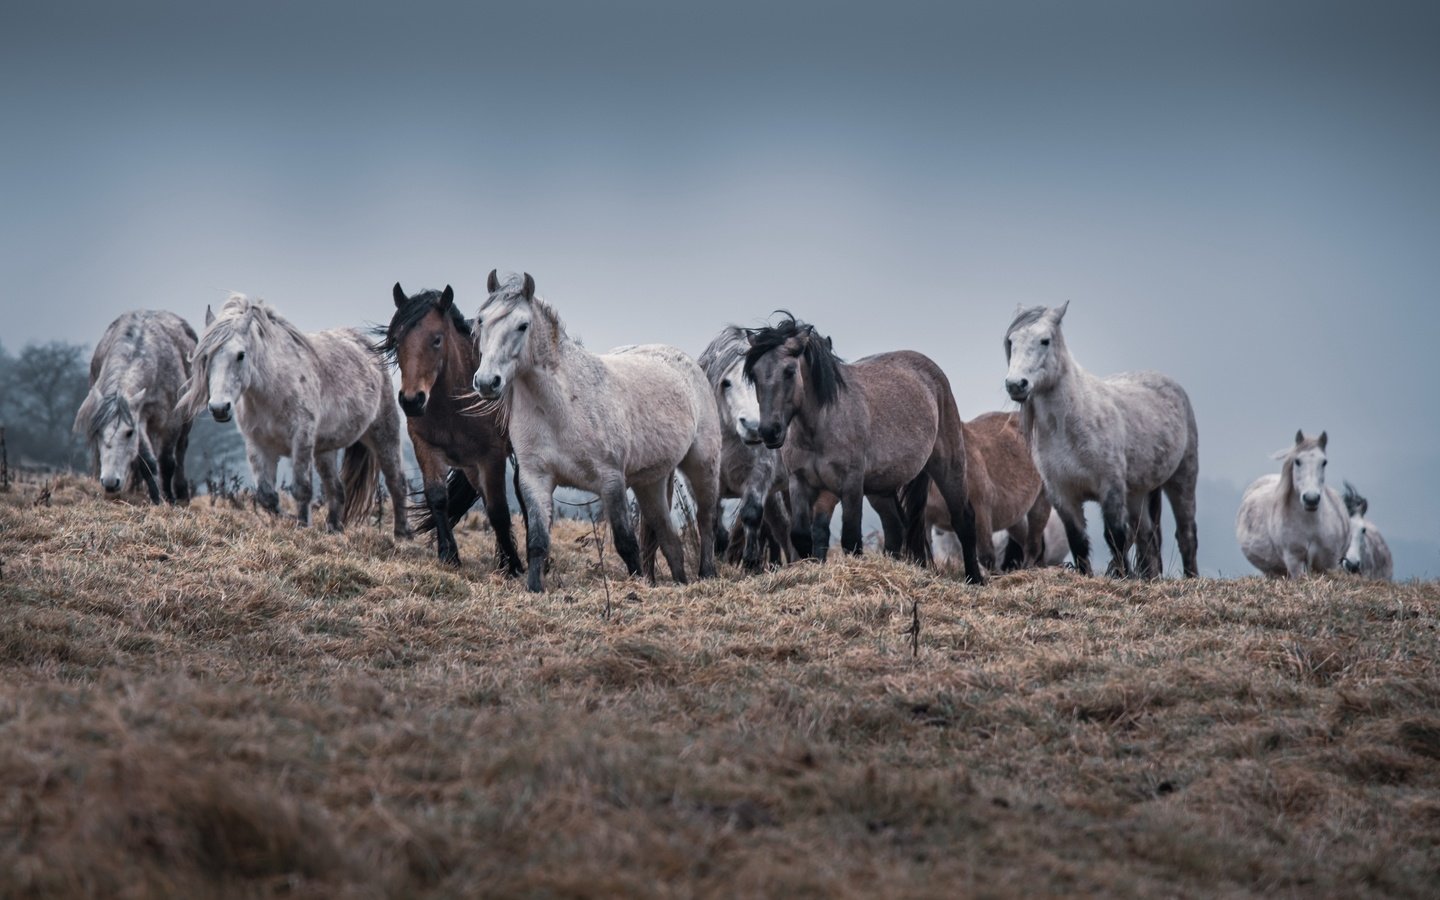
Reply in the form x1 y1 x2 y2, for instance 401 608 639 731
2 476 1438 898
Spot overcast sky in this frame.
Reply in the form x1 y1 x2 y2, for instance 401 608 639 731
3 1 1437 575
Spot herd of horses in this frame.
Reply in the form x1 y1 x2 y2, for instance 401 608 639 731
72 273 1395 591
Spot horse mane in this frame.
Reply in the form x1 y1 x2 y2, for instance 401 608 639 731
373 289 471 367
1003 306 1050 362
85 392 136 437
1342 481 1367 517
178 293 318 418
742 313 847 407
698 326 748 395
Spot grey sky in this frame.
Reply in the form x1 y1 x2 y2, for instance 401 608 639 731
3 1 1437 575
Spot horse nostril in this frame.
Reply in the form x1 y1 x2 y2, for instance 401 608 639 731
488 375 502 390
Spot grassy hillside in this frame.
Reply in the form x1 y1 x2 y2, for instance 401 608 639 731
2 477 1438 898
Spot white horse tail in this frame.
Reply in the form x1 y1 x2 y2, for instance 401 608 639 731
340 441 380 526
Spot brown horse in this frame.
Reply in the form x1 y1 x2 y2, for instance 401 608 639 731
744 315 985 584
376 284 524 574
924 411 1051 572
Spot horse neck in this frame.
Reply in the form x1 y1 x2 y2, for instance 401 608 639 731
511 325 585 428
1023 351 1090 434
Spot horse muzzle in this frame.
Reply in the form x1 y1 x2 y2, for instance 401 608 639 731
759 424 786 449
1005 378 1031 402
399 390 428 418
101 476 123 494
1301 492 1321 511
209 401 233 423
1341 558 1361 574
473 374 504 400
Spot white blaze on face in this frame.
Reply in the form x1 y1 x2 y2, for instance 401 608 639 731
1344 511 1368 568
720 359 762 443
1290 445 1328 509
206 334 249 416
472 303 531 398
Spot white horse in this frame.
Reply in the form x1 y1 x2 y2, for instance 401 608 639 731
177 293 411 535
1341 482 1393 580
1235 431 1348 577
1005 302 1200 578
698 327 794 572
74 310 197 503
471 271 722 593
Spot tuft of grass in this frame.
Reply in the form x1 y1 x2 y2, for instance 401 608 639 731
1 479 1438 896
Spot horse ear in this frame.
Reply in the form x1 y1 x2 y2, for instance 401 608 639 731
132 387 147 409
205 305 215 327
487 269 500 294
393 282 407 308
1295 429 1305 446
522 273 535 300
1360 497 1368 516
438 285 454 311
746 330 761 347
72 388 99 436
1050 300 1069 323
1318 431 1327 450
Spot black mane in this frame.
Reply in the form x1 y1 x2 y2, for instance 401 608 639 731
373 289 471 367
742 312 847 407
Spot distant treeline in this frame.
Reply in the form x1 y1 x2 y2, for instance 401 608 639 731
0 339 245 480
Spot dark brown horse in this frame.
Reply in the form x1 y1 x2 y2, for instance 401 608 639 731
744 315 985 584
925 411 1051 572
377 284 524 573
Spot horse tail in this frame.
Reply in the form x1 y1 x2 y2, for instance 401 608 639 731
897 472 933 565
340 441 380 526
412 469 481 535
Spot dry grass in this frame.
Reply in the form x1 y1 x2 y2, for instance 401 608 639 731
2 476 1438 898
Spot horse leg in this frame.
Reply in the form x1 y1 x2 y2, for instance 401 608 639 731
632 478 688 584
868 492 906 558
762 489 795 564
1139 488 1164 578
1101 487 1132 578
289 436 317 528
517 466 556 592
679 449 720 579
1001 525 1026 571
926 464 984 584
788 477 817 559
1052 496 1091 575
600 475 645 579
812 490 840 561
480 456 524 577
970 502 997 574
1021 493 1051 568
738 488 767 573
839 480 867 556
157 437 178 505
172 421 192 504
136 435 162 505
1163 459 1200 578
368 435 412 539
315 451 345 532
248 445 282 517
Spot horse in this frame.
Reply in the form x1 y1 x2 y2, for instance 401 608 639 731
375 283 525 573
697 326 795 572
1004 302 1200 578
744 315 986 585
1341 481 1393 580
922 411 1051 572
470 271 721 593
73 310 197 504
176 293 412 536
1235 430 1348 577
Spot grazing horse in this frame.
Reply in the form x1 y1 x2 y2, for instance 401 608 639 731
74 310 197 504
1235 431 1348 577
177 293 411 535
1341 481 1393 580
698 326 794 572
1005 303 1200 578
744 315 985 585
376 283 524 573
923 411 1051 572
470 271 721 593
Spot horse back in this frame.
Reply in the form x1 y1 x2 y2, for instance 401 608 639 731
304 327 394 448
603 344 718 477
848 350 959 489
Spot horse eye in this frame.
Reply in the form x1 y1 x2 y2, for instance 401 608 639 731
1040 339 1050 347
1294 460 1301 467
432 335 443 348
124 428 134 438
1321 460 1326 467
236 351 245 362
517 323 528 333
784 367 796 379
720 379 732 390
